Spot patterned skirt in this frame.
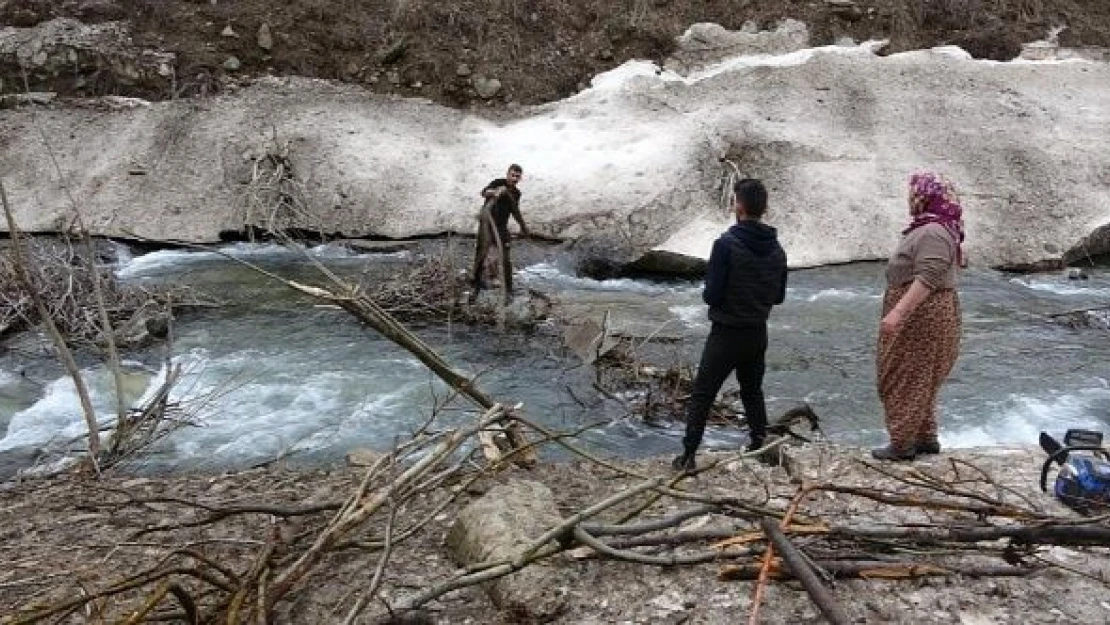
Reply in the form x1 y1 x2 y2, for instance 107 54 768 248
876 285 962 451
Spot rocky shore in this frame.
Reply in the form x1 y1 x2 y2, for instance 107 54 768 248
2 442 1108 624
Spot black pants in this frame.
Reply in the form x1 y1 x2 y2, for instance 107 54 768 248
682 322 769 455
471 207 512 294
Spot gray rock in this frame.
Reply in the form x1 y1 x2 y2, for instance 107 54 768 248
1067 267 1089 280
455 63 472 77
446 479 568 620
666 20 809 75
223 55 242 71
0 92 56 108
0 18 175 90
376 38 407 65
257 23 273 52
472 76 502 99
221 24 238 38
345 447 383 467
0 446 46 482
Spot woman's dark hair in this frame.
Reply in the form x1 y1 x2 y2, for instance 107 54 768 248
734 178 768 218
508 163 523 174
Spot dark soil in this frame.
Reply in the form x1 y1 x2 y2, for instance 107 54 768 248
2 0 1110 106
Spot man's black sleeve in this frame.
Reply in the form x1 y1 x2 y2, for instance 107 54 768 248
702 237 730 306
775 250 788 305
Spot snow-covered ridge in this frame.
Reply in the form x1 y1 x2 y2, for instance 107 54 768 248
1 23 1107 270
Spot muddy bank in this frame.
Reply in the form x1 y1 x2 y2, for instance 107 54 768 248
2 443 1108 623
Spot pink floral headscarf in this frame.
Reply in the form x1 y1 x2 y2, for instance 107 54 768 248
906 172 966 266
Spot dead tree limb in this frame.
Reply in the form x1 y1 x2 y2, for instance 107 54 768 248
19 70 131 452
760 518 850 625
572 526 753 566
0 179 101 463
810 484 1044 520
719 560 1042 582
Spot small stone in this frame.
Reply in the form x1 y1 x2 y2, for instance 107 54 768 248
345 448 383 467
221 24 238 38
456 63 472 77
376 38 407 65
386 70 401 85
597 49 614 61
1067 267 1089 280
472 76 502 99
257 23 273 51
411 81 422 89
222 56 241 71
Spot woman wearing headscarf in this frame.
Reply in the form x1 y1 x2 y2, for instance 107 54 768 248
873 172 965 461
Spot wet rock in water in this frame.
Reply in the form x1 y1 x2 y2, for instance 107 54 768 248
1067 267 1090 280
113 309 172 347
144 312 170 339
445 479 569 620
0 446 46 482
626 249 706 276
466 289 551 327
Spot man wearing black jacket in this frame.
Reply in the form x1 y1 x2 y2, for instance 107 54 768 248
673 178 788 472
471 164 529 303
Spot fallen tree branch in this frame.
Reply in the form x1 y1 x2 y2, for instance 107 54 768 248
760 518 850 625
0 179 101 464
719 560 1043 581
572 526 753 566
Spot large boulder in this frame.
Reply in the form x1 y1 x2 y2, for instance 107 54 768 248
445 479 568 620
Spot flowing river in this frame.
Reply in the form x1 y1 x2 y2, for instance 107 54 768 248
0 241 1107 472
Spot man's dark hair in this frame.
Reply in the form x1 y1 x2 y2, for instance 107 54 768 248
734 178 768 219
508 163 523 174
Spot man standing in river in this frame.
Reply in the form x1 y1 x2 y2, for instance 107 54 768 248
471 164 529 304
673 178 788 472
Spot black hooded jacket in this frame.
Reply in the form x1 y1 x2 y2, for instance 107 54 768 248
702 221 788 327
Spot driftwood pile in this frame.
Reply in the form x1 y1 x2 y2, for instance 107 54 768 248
365 251 550 327
6 416 1110 623
0 237 205 346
